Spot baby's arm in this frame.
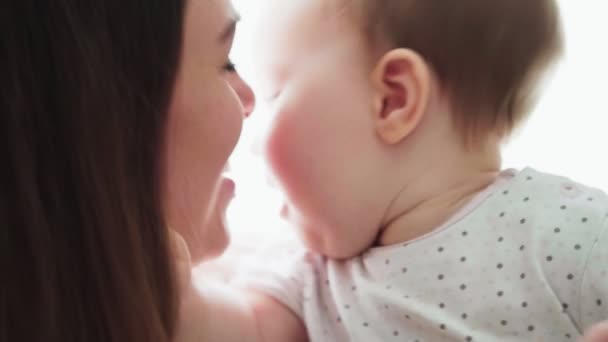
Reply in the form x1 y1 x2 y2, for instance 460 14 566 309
172 231 307 342
583 322 608 342
175 282 307 342
250 291 308 342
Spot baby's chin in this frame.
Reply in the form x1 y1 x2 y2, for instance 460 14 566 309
304 237 373 260
287 209 374 260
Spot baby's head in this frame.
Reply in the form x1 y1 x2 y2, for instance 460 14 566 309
254 0 562 258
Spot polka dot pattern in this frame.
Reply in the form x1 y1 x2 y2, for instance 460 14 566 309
248 168 608 341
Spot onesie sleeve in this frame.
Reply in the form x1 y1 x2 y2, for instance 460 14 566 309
578 215 608 331
235 241 310 319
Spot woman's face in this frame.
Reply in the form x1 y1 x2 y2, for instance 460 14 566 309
165 0 254 262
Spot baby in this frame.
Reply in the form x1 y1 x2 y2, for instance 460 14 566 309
182 0 608 341
242 0 608 340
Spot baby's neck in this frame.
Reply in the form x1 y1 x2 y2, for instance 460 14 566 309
377 140 502 246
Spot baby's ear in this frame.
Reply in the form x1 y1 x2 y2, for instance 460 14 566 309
371 49 432 145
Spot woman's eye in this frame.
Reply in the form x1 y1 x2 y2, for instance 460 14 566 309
224 60 237 73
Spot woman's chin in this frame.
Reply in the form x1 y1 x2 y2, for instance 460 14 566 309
201 237 230 262
189 175 235 264
191 227 230 264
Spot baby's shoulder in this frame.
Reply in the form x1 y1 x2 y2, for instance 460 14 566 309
514 168 608 331
497 168 608 226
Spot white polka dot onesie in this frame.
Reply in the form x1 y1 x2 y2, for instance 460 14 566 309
248 168 608 341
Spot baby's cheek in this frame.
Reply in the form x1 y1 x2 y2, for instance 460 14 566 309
265 114 305 183
264 107 323 205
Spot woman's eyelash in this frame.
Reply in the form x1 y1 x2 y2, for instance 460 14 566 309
224 60 237 73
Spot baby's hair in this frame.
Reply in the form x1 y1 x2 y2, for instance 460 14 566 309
350 0 563 145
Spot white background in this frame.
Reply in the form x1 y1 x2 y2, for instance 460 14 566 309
222 0 608 254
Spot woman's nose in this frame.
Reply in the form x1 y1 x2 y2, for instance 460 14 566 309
232 74 256 117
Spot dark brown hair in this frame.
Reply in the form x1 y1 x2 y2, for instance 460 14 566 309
353 0 563 144
1 0 185 340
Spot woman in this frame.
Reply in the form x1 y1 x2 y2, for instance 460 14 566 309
2 0 253 340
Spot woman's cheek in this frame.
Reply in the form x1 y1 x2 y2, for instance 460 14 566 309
164 80 242 260
204 87 244 161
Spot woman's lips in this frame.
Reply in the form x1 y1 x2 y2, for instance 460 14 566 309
221 162 235 197
219 175 235 201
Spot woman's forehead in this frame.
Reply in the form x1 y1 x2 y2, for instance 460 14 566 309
185 0 236 40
